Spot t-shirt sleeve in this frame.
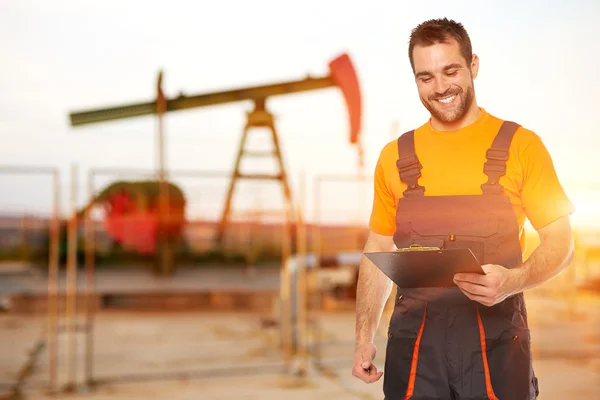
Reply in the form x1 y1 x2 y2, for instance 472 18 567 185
368 153 397 236
520 134 575 230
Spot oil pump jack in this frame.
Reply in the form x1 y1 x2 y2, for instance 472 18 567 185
69 53 362 251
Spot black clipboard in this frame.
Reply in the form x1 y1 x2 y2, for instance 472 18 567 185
364 246 484 288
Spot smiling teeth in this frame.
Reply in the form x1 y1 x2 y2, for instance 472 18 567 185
438 96 455 104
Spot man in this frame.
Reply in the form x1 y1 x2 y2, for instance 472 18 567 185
352 18 574 400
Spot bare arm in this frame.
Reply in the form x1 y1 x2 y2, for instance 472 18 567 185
513 215 575 291
355 231 396 348
455 215 575 306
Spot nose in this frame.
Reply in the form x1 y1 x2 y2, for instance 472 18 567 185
433 75 450 95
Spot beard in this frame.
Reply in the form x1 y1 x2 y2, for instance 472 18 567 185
420 82 475 124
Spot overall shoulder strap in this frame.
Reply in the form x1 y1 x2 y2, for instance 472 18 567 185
397 130 425 196
481 121 521 195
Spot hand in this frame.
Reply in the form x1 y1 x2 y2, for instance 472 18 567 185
453 264 523 307
352 342 383 383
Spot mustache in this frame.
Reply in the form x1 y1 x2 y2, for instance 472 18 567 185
429 88 462 101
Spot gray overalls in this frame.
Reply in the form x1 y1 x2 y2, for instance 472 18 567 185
384 122 539 399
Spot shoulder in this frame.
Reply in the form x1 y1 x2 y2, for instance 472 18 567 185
512 124 540 151
486 111 541 153
376 126 425 166
377 138 400 165
492 116 555 174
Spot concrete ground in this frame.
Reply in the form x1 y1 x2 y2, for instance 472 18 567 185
1 286 599 400
0 264 281 296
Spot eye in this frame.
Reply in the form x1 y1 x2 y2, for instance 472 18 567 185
446 70 458 76
421 77 433 83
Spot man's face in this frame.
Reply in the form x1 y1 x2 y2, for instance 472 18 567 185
412 39 478 124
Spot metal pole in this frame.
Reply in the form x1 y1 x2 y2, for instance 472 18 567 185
310 175 322 365
313 176 321 265
84 171 96 389
279 208 292 370
156 71 170 275
20 214 29 261
312 176 323 310
296 172 308 374
309 176 321 367
47 168 60 394
65 164 78 392
356 175 367 250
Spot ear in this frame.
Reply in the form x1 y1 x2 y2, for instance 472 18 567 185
471 54 479 79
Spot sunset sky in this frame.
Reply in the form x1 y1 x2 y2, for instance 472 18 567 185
0 0 599 229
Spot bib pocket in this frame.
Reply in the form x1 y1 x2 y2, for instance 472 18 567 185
408 213 499 265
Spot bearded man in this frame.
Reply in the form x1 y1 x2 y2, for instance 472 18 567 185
352 18 574 400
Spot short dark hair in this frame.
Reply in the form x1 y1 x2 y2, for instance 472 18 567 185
408 18 473 72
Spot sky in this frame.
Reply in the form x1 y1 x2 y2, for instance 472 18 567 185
0 0 599 228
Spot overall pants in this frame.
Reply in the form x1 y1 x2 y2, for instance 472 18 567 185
383 122 539 400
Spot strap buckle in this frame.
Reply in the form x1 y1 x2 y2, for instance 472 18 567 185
403 185 425 197
483 163 506 174
481 182 504 195
396 154 421 170
486 148 509 162
400 166 421 181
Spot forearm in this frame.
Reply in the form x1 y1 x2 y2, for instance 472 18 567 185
513 221 574 292
355 242 394 347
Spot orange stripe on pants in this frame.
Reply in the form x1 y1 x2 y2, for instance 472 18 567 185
403 303 428 400
476 306 499 400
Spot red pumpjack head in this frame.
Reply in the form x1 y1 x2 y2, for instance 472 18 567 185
328 53 362 145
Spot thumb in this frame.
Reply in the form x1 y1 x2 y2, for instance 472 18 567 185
481 264 496 274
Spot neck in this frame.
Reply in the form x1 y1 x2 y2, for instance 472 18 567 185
430 101 481 132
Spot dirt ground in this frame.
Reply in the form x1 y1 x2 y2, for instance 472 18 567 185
1 287 599 400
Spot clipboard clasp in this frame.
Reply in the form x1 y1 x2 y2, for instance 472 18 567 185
396 244 441 252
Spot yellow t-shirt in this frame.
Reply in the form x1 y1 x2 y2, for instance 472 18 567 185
369 108 574 244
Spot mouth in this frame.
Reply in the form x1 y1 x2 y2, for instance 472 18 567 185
436 95 456 105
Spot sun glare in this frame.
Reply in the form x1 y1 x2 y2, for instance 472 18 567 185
567 187 600 231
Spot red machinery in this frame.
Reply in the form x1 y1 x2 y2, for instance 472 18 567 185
93 181 185 254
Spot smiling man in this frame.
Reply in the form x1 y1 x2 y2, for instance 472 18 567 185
352 18 575 399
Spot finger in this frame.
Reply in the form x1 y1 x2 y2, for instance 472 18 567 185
352 364 375 382
352 360 371 375
352 365 366 378
364 365 383 383
366 370 384 383
481 264 499 274
457 286 474 300
457 286 493 306
455 280 495 297
454 272 487 285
